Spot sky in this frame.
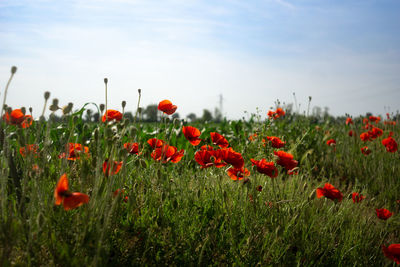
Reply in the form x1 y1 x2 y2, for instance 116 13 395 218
1 0 400 120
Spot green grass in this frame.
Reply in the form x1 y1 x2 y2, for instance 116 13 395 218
0 110 399 266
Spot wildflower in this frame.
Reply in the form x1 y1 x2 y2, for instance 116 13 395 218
248 133 257 141
147 138 164 149
54 174 89 210
369 116 381 123
361 146 371 155
103 160 123 176
316 183 343 202
250 158 278 178
376 208 393 220
102 109 123 122
158 99 177 115
219 147 244 169
368 127 383 140
19 144 39 157
226 167 250 181
151 144 184 163
194 146 226 168
326 139 336 146
274 150 298 173
348 130 354 137
382 136 398 153
346 117 353 125
382 244 400 264
182 126 202 146
210 132 229 148
59 143 89 160
124 142 140 155
3 109 33 128
267 108 285 119
360 132 370 142
265 136 285 148
352 192 365 203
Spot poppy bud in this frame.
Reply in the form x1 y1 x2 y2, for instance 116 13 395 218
6 107 12 113
44 91 50 100
104 78 108 84
121 101 126 109
99 104 105 113
11 66 17 74
138 88 141 94
137 107 143 114
29 107 33 114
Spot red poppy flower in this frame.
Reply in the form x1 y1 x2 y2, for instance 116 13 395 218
368 127 383 139
348 130 354 137
151 144 184 163
250 158 278 178
182 126 201 146
275 108 285 118
360 132 370 142
265 136 285 148
3 109 33 128
248 133 258 141
369 116 381 123
376 208 393 220
346 117 353 125
226 167 250 181
103 160 123 176
54 174 89 210
59 143 90 160
210 132 229 148
352 192 365 203
113 189 128 203
360 146 371 155
194 147 226 169
102 109 123 122
316 183 343 202
124 142 140 155
382 136 398 153
326 139 336 146
274 150 298 173
147 138 164 149
267 110 276 118
219 147 244 169
19 144 39 157
158 99 177 115
382 244 400 264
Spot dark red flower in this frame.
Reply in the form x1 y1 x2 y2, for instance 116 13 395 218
382 136 398 153
194 146 226 169
265 136 285 148
102 109 123 122
352 192 365 203
59 143 90 160
274 150 298 173
267 108 285 119
376 208 393 220
210 132 229 148
147 138 164 149
368 127 383 139
348 130 354 137
361 146 371 155
54 174 89 211
316 183 343 202
3 109 33 128
19 144 39 157
326 139 336 146
360 132 370 142
124 142 140 155
113 189 128 203
182 126 201 146
103 160 123 176
346 117 353 125
382 244 400 264
369 116 381 123
219 147 244 169
226 167 250 181
158 99 177 115
151 144 184 163
250 158 278 178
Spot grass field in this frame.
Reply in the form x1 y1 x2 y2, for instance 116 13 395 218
1 95 399 266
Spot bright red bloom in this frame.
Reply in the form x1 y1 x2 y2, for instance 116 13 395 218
151 144 184 163
124 142 140 155
274 150 298 173
326 139 336 146
102 109 123 122
19 144 39 157
369 116 381 123
361 146 371 155
382 136 398 153
158 99 177 115
368 127 383 139
250 158 278 178
248 133 258 141
376 208 393 220
210 132 229 148
54 174 89 210
346 117 353 125
348 130 354 137
226 167 250 181
147 138 164 149
59 143 90 160
194 147 226 169
3 109 33 128
103 160 123 176
352 192 365 203
382 244 400 264
219 147 244 169
267 108 285 119
316 183 343 202
265 136 285 148
267 110 275 118
182 126 201 146
360 132 370 142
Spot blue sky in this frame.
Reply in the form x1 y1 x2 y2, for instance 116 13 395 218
1 0 400 119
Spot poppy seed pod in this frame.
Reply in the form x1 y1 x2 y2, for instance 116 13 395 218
104 78 108 84
11 66 17 74
121 101 126 109
29 107 33 114
99 104 105 113
21 107 26 115
44 91 50 100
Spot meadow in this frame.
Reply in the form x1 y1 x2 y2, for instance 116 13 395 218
0 74 399 266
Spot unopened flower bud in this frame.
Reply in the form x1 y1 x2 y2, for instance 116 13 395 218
52 98 59 106
44 91 50 100
29 107 33 114
21 107 26 115
11 66 17 74
99 104 105 112
104 78 108 84
138 88 141 94
122 101 126 109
